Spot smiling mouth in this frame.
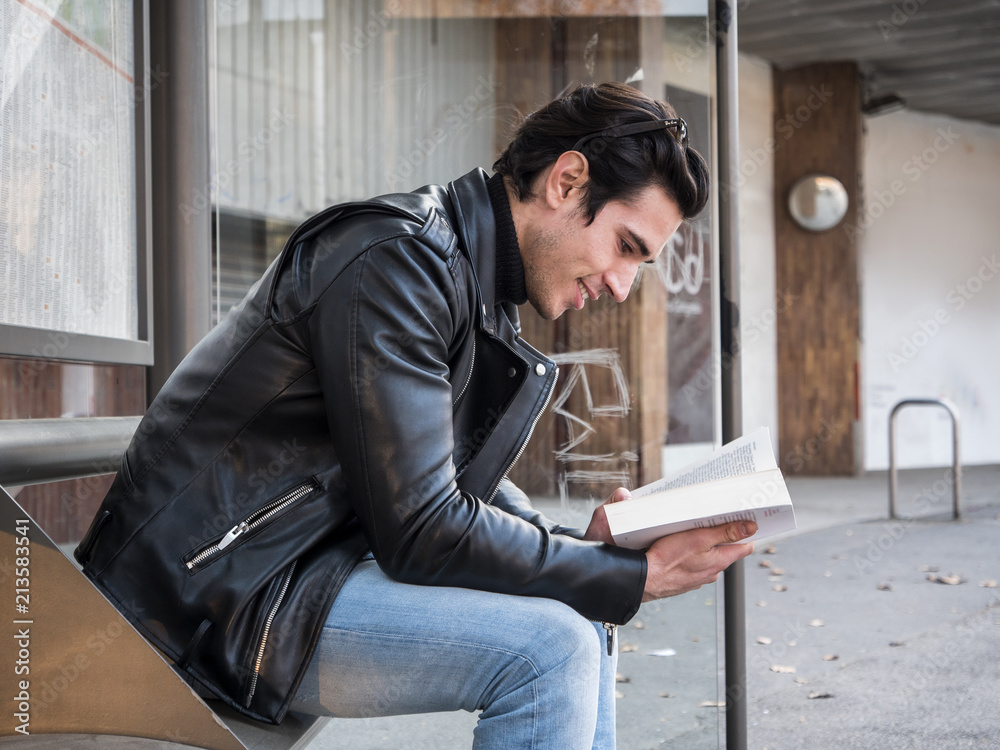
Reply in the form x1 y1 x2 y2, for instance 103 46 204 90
577 279 589 307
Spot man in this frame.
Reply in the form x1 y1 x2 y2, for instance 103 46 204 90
75 82 754 748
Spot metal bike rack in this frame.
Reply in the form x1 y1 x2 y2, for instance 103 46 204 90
888 398 961 520
0 417 328 749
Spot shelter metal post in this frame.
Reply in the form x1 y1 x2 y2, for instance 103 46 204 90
716 1 747 748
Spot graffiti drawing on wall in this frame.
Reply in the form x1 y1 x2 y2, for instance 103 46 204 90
549 349 637 503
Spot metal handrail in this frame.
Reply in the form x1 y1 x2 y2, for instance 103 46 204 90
888 398 961 520
0 417 141 486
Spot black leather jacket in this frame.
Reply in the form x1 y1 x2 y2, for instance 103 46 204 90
75 168 647 724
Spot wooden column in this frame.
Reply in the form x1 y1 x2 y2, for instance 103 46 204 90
774 62 860 475
496 17 667 499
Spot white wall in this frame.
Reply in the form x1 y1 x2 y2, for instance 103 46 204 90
858 110 1000 469
736 54 780 456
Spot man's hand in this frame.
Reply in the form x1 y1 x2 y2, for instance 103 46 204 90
642 521 756 602
582 487 755 603
582 487 632 544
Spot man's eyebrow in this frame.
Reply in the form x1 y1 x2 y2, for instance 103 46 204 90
624 227 657 264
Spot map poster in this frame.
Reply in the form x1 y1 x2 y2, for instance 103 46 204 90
0 0 139 346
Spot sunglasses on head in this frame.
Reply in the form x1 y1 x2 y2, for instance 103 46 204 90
571 117 688 152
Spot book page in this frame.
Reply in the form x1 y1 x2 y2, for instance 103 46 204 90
606 467 796 549
632 427 776 498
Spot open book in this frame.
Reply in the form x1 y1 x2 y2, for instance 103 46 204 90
603 427 796 550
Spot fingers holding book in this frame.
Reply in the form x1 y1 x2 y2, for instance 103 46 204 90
641 521 756 602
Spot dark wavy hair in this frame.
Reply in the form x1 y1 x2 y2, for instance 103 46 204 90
493 82 710 223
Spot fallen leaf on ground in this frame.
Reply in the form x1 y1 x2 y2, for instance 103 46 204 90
771 567 785 575
615 690 625 699
770 664 796 674
773 584 788 592
919 565 939 573
793 677 810 685
979 580 998 588
756 600 768 607
646 648 677 657
699 701 725 707
822 654 839 661
757 636 773 645
633 621 646 630
927 573 965 585
809 619 824 627
615 673 631 683
764 546 778 554
759 559 772 568
808 692 833 699
877 582 894 591
659 692 675 698
620 643 638 653
889 641 905 647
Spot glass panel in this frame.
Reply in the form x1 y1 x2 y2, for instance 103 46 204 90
210 2 720 745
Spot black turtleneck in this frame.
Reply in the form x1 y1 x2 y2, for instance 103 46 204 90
486 172 527 306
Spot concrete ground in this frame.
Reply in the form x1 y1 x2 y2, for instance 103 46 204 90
306 465 1000 749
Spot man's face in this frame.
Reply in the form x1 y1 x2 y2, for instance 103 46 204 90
520 183 683 320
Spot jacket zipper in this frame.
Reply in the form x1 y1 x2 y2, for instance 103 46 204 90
452 338 476 406
245 560 297 707
485 362 557 504
602 621 616 656
186 482 317 570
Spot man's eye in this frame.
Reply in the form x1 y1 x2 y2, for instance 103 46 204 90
621 240 632 254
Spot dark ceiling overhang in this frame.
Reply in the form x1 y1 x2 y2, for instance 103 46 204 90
739 0 1000 127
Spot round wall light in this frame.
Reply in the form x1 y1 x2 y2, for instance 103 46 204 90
788 174 849 232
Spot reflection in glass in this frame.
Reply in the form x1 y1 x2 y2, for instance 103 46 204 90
210 3 719 746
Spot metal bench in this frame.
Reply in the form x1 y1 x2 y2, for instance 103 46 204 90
0 417 326 749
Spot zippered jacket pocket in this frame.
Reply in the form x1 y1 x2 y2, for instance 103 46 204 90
184 480 319 572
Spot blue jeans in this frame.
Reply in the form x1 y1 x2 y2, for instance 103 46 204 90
290 559 618 749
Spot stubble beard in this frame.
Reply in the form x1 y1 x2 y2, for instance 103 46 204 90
521 223 564 321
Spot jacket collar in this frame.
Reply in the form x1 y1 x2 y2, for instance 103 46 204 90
447 168 520 336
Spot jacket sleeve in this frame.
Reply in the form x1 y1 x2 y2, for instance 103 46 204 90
490 478 586 540
308 234 646 625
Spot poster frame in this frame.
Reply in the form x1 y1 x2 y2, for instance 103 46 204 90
0 0 153 366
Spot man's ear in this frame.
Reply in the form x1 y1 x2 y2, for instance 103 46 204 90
543 151 589 210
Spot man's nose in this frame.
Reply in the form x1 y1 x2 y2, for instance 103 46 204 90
605 264 638 303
